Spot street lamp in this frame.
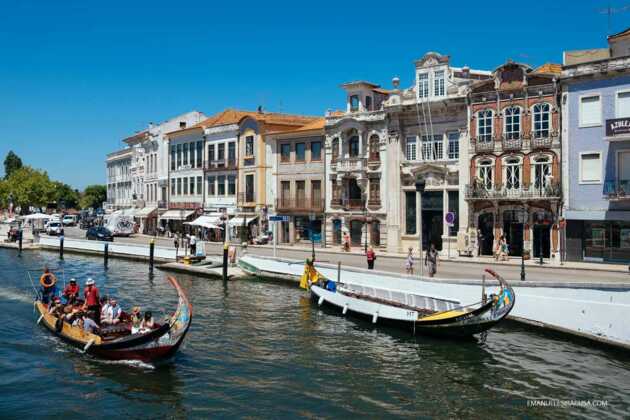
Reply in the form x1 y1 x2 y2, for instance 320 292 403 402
363 206 368 254
415 179 426 278
520 207 527 281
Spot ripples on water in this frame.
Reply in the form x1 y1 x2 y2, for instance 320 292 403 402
0 249 628 419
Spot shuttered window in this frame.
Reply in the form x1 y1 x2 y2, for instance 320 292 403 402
580 95 601 126
617 91 630 118
580 153 602 183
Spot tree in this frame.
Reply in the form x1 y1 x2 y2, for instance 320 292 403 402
4 151 23 179
80 184 107 210
53 181 80 209
0 166 56 211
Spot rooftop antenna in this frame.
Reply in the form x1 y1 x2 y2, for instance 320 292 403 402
598 3 630 35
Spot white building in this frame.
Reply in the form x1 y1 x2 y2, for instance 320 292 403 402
106 148 133 210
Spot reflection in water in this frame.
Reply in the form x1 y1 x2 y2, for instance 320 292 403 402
0 249 629 418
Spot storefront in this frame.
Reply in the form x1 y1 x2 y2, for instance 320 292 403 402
567 218 630 263
158 209 195 235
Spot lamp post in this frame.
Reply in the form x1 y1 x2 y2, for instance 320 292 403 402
520 207 526 281
363 206 368 254
415 179 426 278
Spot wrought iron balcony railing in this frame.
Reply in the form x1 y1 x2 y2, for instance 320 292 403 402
604 180 630 200
473 138 495 153
502 136 522 151
465 183 561 200
531 135 553 149
204 159 237 171
342 198 366 210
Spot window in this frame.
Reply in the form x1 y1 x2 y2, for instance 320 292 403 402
311 141 322 161
580 152 602 183
580 95 601 126
448 191 459 235
365 96 372 111
208 144 215 163
177 178 182 195
369 135 379 161
332 138 339 161
189 177 194 195
171 146 176 170
504 107 521 140
207 176 215 195
245 174 255 202
176 144 182 168
228 142 236 165
196 141 203 168
405 191 417 235
532 103 551 138
218 175 226 196
350 95 360 111
406 136 417 161
228 175 236 195
197 176 202 195
296 143 306 161
532 156 551 191
369 178 380 202
281 181 290 206
477 110 493 142
504 157 521 191
448 132 460 160
434 70 445 96
296 181 306 203
617 91 630 118
348 136 360 157
218 143 225 161
280 144 291 162
311 180 322 207
183 143 189 165
245 136 254 156
171 179 176 196
417 73 429 98
422 135 443 160
478 160 494 190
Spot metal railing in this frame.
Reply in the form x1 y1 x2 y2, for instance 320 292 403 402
502 137 522 151
474 138 495 153
204 160 237 171
531 136 553 149
465 183 561 200
604 180 630 200
276 197 325 212
343 198 366 209
336 157 367 172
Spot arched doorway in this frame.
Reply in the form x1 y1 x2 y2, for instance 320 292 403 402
478 212 494 255
350 220 363 245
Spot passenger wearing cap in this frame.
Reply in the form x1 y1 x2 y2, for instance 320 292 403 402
62 278 80 305
82 278 101 324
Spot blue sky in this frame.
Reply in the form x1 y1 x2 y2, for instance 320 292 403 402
0 0 624 189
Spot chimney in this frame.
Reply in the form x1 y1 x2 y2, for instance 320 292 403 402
179 121 186 129
257 105 263 114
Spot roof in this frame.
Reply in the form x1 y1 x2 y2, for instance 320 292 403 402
533 63 562 75
122 129 149 144
372 87 392 95
609 26 630 40
563 48 610 66
267 118 326 135
195 108 319 129
340 80 380 89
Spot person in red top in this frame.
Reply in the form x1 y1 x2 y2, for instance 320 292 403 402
83 278 100 324
366 246 376 270
62 278 80 305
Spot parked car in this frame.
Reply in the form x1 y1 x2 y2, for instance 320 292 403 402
86 226 113 242
79 216 96 230
62 215 78 226
46 221 62 236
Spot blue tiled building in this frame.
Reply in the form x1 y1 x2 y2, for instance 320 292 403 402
562 28 630 262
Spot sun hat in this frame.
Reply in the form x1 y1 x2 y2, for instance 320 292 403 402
85 278 95 286
70 278 76 283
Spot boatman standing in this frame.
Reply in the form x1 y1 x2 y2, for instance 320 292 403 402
39 267 58 304
83 278 100 324
62 278 80 305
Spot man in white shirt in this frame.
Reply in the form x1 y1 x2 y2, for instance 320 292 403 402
102 299 122 325
189 234 197 256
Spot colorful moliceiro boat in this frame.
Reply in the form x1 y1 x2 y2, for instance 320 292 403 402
35 276 192 362
300 262 515 338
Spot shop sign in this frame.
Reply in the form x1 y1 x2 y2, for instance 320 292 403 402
606 117 630 137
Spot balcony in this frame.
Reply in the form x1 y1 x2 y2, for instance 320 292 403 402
474 138 495 153
502 136 522 151
604 180 630 201
204 159 237 172
367 153 381 169
237 192 256 206
336 157 367 173
276 197 325 212
531 135 553 149
342 198 366 210
464 183 561 200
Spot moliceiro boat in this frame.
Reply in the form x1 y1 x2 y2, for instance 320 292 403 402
35 276 192 362
300 261 515 338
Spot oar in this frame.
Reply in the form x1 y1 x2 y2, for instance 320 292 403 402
37 314 44 324
83 339 95 353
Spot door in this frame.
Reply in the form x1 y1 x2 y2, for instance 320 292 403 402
478 213 494 256
350 220 363 245
533 224 551 259
332 219 342 244
503 210 523 256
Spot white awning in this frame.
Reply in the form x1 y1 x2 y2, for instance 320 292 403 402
134 207 157 218
228 216 258 227
21 213 51 220
159 210 195 220
185 215 223 229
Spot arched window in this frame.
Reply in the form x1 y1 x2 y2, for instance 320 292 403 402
504 157 522 191
477 159 494 190
369 135 380 161
331 138 339 162
348 135 360 157
477 110 493 142
504 107 521 140
532 103 551 138
532 155 552 191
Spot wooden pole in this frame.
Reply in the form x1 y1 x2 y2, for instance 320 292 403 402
222 243 229 282
104 242 109 267
149 239 155 272
59 235 64 260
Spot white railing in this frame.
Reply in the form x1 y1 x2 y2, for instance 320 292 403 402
38 236 177 260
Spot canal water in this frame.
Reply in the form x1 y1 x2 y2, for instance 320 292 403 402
0 249 628 419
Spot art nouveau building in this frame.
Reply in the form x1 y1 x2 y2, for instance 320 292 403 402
466 61 562 262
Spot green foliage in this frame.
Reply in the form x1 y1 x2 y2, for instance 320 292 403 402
53 181 80 209
4 151 23 179
80 184 107 209
0 166 56 210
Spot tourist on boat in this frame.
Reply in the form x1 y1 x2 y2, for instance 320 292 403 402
62 278 80 305
102 299 122 325
83 278 101 323
189 234 197 256
366 246 376 270
130 306 142 334
74 313 99 334
139 311 155 333
425 244 438 278
100 297 110 320
39 267 58 304
405 248 414 275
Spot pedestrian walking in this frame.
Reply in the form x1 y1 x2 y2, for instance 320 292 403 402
495 235 508 261
342 231 351 252
405 247 414 275
366 246 376 269
425 243 438 278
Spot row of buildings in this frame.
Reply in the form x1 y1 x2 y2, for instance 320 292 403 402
106 28 630 264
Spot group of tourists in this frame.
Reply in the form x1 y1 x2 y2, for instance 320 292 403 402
39 268 155 335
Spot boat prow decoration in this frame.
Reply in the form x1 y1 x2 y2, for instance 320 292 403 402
35 275 192 363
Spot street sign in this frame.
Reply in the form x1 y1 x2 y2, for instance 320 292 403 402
445 212 456 226
269 215 289 222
